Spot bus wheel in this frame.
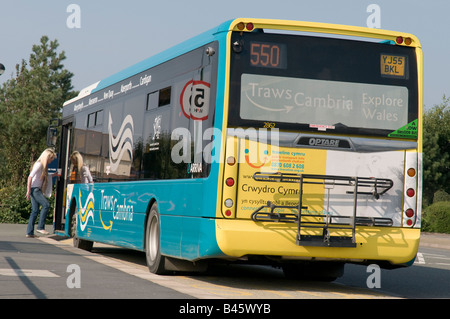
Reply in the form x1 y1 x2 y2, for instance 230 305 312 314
145 203 168 274
70 206 93 252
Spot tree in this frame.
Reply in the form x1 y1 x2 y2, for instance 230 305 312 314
0 36 77 186
422 96 450 204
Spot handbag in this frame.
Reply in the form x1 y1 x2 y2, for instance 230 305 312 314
43 176 53 198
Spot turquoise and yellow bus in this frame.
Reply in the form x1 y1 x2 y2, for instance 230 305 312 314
52 18 422 279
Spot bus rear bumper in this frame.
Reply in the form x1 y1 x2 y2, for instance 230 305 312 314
215 219 420 267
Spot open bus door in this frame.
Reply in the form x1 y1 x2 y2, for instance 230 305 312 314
47 118 73 234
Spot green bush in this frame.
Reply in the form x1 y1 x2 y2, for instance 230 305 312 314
433 190 450 203
422 201 450 234
0 185 53 224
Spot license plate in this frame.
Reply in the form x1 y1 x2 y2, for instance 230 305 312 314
380 54 406 78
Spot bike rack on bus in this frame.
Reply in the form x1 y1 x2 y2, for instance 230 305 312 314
250 172 393 248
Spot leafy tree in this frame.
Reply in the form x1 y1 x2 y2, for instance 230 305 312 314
0 36 77 186
422 96 450 205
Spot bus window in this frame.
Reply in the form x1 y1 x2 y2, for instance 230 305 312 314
228 31 418 139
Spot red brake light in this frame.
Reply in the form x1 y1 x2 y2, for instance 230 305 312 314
396 36 403 44
246 23 254 31
405 209 414 218
226 178 235 187
406 188 415 197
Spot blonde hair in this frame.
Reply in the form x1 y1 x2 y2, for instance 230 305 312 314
34 148 56 191
70 151 84 179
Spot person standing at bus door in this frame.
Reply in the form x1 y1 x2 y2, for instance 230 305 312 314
70 151 93 184
25 148 59 238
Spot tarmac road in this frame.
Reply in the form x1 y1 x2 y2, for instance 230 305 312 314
0 223 191 299
1 223 449 300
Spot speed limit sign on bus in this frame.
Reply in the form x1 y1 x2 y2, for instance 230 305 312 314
180 80 210 121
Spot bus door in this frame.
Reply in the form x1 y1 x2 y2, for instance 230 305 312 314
53 120 73 232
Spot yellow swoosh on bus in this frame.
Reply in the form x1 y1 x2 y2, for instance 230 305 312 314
100 210 113 231
78 189 94 231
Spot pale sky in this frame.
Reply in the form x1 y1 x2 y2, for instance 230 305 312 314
0 0 447 109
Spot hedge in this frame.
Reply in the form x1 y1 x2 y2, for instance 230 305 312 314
0 185 53 224
422 201 450 234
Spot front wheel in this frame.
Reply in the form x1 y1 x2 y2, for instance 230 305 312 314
145 203 168 274
70 205 93 251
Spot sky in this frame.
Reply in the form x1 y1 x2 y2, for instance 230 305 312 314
0 0 448 109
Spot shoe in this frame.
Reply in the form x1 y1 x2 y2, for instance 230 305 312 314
26 234 35 238
36 229 50 235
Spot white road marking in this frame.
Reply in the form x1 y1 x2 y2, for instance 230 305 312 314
0 269 59 278
414 252 425 264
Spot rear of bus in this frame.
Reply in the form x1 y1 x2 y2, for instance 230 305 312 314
216 19 422 273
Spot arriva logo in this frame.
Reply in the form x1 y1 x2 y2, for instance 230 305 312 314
108 112 134 173
78 190 94 231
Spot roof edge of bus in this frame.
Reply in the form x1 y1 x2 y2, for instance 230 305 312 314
63 18 420 107
229 18 421 47
63 21 234 107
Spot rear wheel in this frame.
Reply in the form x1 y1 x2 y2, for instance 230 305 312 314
145 203 168 274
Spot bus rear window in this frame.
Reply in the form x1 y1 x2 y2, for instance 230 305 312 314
228 32 419 139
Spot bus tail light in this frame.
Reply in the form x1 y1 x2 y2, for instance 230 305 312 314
224 199 233 208
403 153 420 228
227 156 236 166
396 36 412 46
405 208 414 218
235 21 255 32
407 168 416 177
222 137 238 218
406 188 415 197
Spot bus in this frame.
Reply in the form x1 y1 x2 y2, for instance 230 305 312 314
51 18 422 279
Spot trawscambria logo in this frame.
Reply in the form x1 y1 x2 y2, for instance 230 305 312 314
108 112 134 172
78 190 94 231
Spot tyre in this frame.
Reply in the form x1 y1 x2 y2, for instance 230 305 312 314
70 203 93 251
145 203 168 274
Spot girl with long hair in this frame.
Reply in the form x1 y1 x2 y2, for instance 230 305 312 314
25 148 58 237
70 151 93 184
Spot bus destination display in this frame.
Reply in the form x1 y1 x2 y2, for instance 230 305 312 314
250 42 287 69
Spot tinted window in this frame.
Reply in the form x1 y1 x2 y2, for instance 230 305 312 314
229 32 418 139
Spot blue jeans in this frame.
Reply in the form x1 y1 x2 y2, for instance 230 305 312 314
26 187 50 235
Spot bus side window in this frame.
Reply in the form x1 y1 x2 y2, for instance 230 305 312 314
147 87 172 111
147 91 158 110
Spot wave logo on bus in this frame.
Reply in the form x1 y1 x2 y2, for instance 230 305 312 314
78 189 94 231
108 112 134 173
